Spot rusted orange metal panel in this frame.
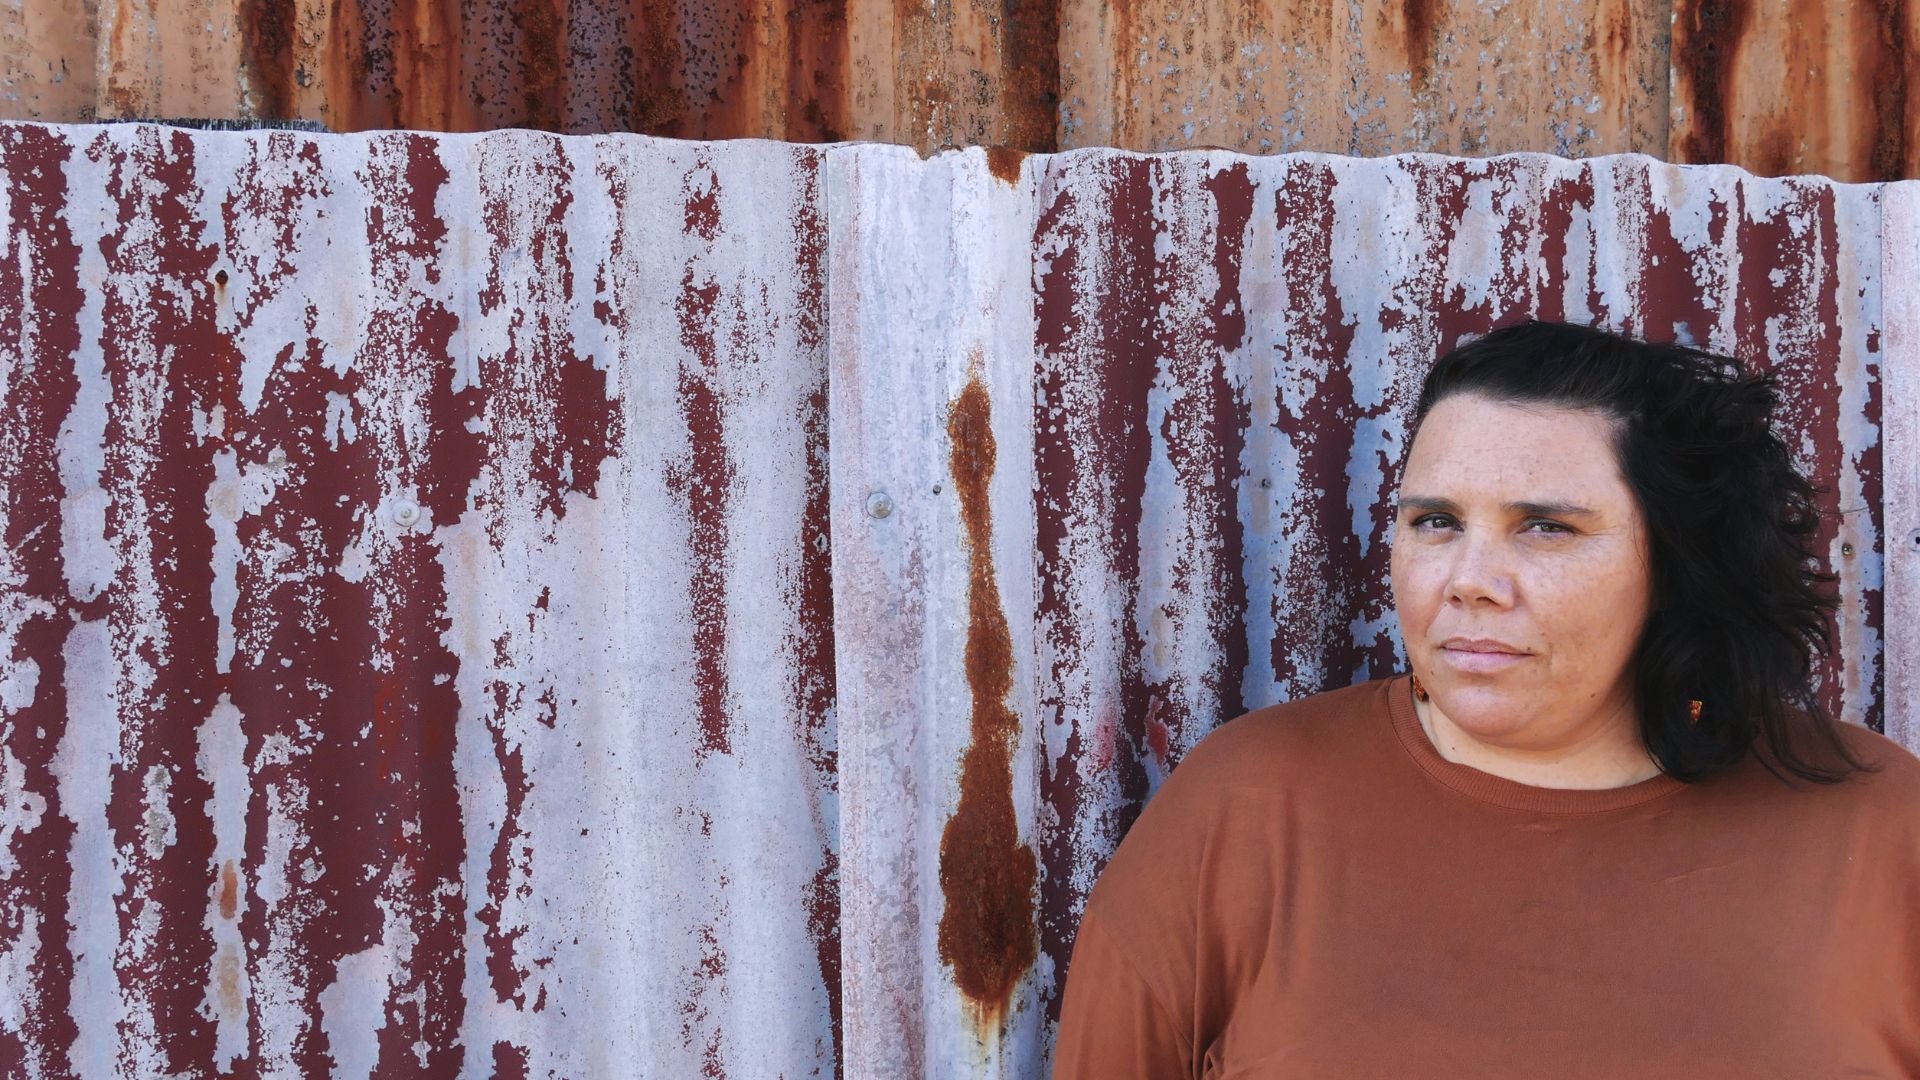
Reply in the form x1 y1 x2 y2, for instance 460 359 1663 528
879 0 1060 151
232 0 1054 149
5 0 1919 179
1057 0 1671 158
1671 0 1920 182
0 0 100 122
96 0 249 121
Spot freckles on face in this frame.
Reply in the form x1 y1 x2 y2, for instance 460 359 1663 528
1388 393 1653 728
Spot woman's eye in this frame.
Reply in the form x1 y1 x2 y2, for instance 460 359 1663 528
1526 519 1572 535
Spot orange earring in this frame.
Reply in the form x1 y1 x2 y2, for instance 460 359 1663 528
1410 673 1430 702
1688 699 1702 724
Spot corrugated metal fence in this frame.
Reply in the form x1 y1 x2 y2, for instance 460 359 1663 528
0 121 1915 1077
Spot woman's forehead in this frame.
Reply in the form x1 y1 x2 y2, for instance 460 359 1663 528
1401 395 1631 498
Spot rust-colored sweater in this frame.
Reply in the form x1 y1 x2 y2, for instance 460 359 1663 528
1052 675 1920 1079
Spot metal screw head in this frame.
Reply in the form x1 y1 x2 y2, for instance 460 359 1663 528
1910 529 1920 550
866 491 894 519
392 500 421 527
1259 476 1272 489
1841 543 1854 557
814 532 829 554
932 482 942 495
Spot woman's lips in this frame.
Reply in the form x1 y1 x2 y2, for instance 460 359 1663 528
1437 643 1531 674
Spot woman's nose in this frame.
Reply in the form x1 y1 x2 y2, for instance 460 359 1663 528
1445 535 1515 607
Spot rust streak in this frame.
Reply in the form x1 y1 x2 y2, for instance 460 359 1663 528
217 859 239 919
789 0 852 141
1402 0 1443 84
1674 0 1754 164
935 360 1039 1024
984 145 1027 187
1870 0 1912 181
997 0 1061 151
238 0 297 119
511 0 567 130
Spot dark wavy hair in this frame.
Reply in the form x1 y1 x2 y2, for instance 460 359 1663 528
1408 319 1874 785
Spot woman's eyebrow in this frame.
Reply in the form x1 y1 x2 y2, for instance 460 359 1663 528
1507 500 1599 518
1396 495 1598 518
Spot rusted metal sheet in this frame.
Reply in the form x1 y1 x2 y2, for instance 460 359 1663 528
8 1 1920 179
1671 0 1919 182
1886 181 1919 749
0 122 839 1077
1056 0 1672 160
0 124 1909 1077
0 0 100 123
125 0 1057 150
827 143 1043 1078
100 0 248 123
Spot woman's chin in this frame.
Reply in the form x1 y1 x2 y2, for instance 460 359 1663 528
1428 687 1541 740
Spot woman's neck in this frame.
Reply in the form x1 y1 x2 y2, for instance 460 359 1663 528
1413 693 1665 790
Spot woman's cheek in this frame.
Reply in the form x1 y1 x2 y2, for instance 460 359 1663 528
1392 550 1444 629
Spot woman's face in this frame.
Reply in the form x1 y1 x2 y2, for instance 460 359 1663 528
1389 392 1653 750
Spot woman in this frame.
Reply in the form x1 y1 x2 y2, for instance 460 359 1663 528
1051 320 1920 1078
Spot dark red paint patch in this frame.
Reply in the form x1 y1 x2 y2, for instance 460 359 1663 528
782 147 844 1074
491 1039 532 1079
669 158 739 761
91 123 226 1074
1032 156 1161 1028
0 123 85 1079
340 130 481 1075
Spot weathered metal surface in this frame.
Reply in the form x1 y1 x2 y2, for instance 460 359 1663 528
1019 149 1890 1073
1056 0 1673 160
0 124 1909 1077
0 122 839 1077
827 144 1042 1078
1885 180 1919 749
6 2 1919 179
0 0 100 123
1671 0 1919 182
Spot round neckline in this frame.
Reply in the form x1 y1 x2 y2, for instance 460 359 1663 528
1385 673 1688 814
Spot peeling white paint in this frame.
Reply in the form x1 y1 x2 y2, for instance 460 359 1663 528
194 694 251 1071
318 867 418 1080
0 906 38 1063
51 616 120 1080
139 763 174 858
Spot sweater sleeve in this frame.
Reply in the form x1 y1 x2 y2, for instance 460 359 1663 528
1051 909 1194 1079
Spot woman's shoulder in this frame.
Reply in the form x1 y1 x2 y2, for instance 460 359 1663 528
1163 675 1396 796
1822 720 1920 807
1082 677 1397 927
1724 716 1920 848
